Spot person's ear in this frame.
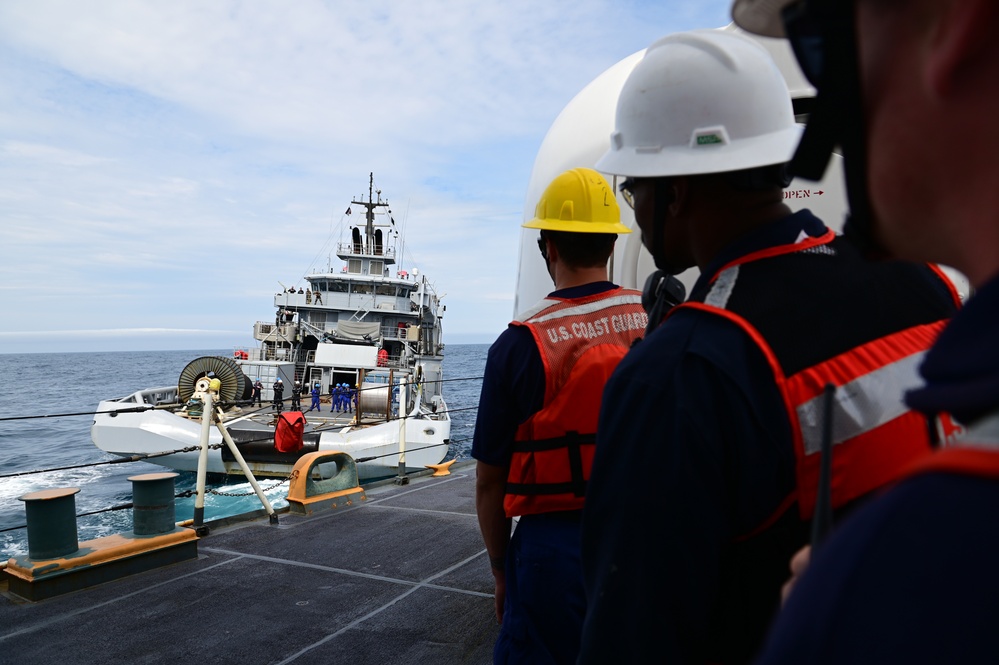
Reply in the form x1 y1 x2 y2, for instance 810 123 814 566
545 237 560 265
668 177 688 217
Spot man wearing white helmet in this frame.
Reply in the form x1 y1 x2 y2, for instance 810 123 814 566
728 1 999 663
578 29 957 663
252 378 263 407
272 377 284 413
473 167 646 664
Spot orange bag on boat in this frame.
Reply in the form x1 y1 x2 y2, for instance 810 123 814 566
275 412 305 453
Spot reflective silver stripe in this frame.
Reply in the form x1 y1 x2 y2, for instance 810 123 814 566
526 294 643 324
514 299 561 323
798 352 927 455
705 266 740 309
943 411 999 450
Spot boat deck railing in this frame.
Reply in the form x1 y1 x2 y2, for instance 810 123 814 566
335 242 396 259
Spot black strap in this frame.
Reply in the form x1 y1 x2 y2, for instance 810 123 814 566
506 480 584 496
509 431 592 498
512 431 595 452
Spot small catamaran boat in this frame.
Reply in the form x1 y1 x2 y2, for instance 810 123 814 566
91 174 451 482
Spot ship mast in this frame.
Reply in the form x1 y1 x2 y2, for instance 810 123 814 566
352 172 389 255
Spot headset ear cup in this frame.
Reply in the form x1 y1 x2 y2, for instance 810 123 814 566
642 270 665 313
778 163 793 188
641 271 687 337
662 275 687 307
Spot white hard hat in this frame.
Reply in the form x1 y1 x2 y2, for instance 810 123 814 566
596 29 801 178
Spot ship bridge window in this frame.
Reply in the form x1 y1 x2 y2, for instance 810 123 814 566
370 260 383 276
376 284 396 296
352 282 373 295
348 259 362 273
331 282 348 293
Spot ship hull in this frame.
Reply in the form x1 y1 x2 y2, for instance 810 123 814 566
91 393 451 482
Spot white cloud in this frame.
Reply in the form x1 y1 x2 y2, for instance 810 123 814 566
0 328 241 338
0 0 733 352
3 140 108 166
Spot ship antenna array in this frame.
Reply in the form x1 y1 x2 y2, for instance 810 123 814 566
351 171 390 257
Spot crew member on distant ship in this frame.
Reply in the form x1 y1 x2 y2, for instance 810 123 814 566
272 378 284 412
252 379 263 407
330 382 340 413
307 383 321 413
290 380 301 411
473 168 645 665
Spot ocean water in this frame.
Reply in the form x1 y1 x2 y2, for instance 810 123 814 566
0 344 487 558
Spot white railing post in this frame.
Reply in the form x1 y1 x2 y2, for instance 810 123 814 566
394 377 408 485
214 407 278 525
193 391 213 536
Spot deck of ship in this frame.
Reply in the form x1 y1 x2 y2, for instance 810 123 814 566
0 461 499 664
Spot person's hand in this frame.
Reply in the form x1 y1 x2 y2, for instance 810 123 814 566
782 545 811 605
492 567 506 624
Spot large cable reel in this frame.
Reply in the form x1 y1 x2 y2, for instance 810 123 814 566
178 356 251 404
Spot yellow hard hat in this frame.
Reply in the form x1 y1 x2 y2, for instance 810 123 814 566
523 167 631 234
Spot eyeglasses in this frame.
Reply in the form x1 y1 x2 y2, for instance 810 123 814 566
619 177 637 210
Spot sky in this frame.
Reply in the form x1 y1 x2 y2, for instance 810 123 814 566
0 0 733 354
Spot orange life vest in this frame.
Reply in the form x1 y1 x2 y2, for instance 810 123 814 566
671 231 957 522
504 287 646 518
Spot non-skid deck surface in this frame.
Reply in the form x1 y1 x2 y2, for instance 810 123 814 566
0 462 499 664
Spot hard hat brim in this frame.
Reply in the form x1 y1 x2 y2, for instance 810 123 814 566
522 218 632 234
596 124 803 178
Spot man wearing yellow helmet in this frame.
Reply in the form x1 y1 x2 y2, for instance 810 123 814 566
473 167 646 664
